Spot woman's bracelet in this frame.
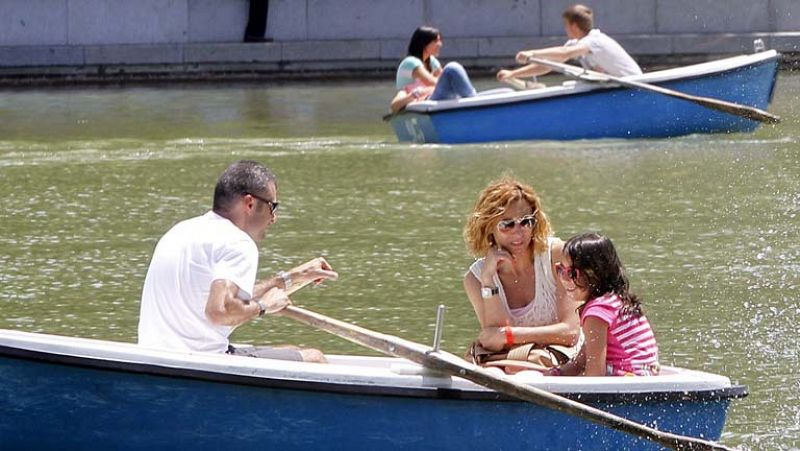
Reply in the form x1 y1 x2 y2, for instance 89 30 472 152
504 320 514 346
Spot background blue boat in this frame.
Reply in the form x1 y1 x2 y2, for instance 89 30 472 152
0 330 745 450
388 50 779 144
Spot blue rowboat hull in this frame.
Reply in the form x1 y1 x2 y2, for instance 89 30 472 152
0 331 745 450
389 51 779 144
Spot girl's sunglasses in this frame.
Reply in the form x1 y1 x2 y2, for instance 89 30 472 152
496 214 536 233
555 262 580 281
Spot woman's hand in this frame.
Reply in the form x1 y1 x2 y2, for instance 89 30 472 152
480 245 513 286
478 326 507 351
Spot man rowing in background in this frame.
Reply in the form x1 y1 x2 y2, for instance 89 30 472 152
138 160 338 362
497 4 642 84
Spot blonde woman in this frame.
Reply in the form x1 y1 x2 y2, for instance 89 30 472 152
463 177 581 373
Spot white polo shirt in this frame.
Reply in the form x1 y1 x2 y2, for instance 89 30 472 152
566 29 642 77
138 211 259 353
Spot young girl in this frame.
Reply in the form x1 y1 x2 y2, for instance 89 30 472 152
396 26 443 94
548 232 659 377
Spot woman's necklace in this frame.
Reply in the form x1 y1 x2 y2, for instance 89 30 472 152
509 259 534 284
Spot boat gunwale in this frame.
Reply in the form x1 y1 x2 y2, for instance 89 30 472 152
0 342 748 404
391 50 779 119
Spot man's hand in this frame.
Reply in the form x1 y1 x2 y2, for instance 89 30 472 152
258 286 291 314
286 257 339 292
496 69 514 82
516 51 532 64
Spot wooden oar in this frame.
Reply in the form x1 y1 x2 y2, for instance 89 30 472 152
277 301 736 451
524 55 780 124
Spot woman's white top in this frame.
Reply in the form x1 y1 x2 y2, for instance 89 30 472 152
468 237 559 327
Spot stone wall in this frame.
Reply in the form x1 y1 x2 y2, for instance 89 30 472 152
0 0 797 82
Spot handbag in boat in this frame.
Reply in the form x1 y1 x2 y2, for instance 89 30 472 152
465 341 574 372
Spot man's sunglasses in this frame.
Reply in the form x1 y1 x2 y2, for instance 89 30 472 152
496 214 536 233
245 192 279 214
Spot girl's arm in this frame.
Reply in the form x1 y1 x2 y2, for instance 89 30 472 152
412 65 439 86
552 342 586 376
581 317 608 376
549 317 608 377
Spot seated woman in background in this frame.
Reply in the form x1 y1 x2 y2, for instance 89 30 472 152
546 232 659 377
462 177 581 374
391 26 478 113
390 62 478 112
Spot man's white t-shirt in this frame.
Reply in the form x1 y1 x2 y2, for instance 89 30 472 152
566 29 642 77
138 211 259 353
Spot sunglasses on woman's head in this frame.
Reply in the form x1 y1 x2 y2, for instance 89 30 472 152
496 214 536 233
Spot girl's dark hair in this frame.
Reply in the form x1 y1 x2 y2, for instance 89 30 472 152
407 26 441 72
564 232 643 317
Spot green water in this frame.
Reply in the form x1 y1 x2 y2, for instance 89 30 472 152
1 75 798 449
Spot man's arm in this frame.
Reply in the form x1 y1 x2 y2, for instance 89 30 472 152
516 44 589 65
205 279 289 327
497 64 552 81
497 44 590 81
205 257 337 327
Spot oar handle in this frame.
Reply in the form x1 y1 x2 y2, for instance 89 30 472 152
286 277 313 296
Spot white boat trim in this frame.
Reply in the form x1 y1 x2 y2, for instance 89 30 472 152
1 329 738 398
403 50 778 114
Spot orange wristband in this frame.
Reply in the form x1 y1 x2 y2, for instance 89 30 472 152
504 320 514 346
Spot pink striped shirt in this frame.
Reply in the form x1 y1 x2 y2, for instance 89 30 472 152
581 293 659 376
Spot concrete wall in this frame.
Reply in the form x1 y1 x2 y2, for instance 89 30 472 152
2 0 798 46
0 0 798 81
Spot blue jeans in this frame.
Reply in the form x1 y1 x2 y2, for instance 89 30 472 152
429 62 477 101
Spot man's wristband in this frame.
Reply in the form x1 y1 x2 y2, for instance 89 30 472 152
256 299 267 317
277 271 292 290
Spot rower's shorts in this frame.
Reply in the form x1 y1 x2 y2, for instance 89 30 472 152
226 344 303 361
